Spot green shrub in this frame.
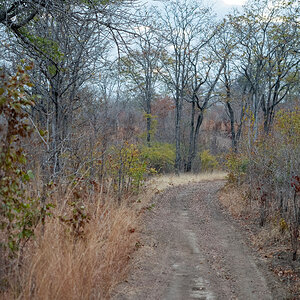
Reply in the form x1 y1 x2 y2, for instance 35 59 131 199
0 64 43 254
141 143 175 173
200 150 219 172
108 142 149 194
225 152 249 184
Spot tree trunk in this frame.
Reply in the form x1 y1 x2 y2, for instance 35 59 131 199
146 96 152 146
51 97 60 178
174 97 182 175
186 107 204 172
226 101 238 153
292 191 299 261
186 101 195 172
259 191 267 227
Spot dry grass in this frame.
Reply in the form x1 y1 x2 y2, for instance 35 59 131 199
251 222 289 250
218 184 250 218
148 171 227 192
1 172 226 299
218 184 290 254
1 194 137 300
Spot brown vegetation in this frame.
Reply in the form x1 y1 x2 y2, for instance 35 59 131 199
219 184 300 298
0 0 299 298
1 190 138 300
149 171 227 192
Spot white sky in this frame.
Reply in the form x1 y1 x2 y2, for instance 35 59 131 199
145 0 246 18
206 0 246 17
222 0 246 5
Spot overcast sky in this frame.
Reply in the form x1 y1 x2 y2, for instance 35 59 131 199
212 0 246 17
146 0 246 18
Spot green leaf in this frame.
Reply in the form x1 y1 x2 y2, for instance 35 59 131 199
27 170 34 180
23 174 30 181
0 96 6 105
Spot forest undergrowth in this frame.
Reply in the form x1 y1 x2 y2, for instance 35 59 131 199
0 184 141 300
0 171 228 300
219 184 300 298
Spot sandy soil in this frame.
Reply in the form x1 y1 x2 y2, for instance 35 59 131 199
113 181 289 300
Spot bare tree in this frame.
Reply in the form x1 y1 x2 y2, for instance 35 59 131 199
230 0 300 137
217 20 248 153
184 23 227 172
158 0 214 174
119 10 163 146
1 0 141 179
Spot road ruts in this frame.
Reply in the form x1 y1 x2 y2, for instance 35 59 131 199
113 181 288 300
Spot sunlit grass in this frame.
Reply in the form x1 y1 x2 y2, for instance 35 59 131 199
148 171 227 192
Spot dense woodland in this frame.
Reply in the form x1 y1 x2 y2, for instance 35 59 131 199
0 0 299 298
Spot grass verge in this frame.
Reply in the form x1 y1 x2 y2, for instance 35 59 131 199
1 193 138 300
218 184 300 298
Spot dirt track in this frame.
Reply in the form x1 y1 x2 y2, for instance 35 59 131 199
113 181 289 300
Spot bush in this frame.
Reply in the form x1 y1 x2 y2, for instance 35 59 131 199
0 65 42 254
225 152 249 184
108 142 149 196
200 150 219 172
228 107 300 260
140 142 175 173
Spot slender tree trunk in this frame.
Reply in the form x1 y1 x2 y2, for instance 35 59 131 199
186 103 205 172
226 101 237 153
292 191 299 261
146 95 152 147
253 91 260 140
193 112 204 169
51 97 60 178
174 96 182 175
186 101 195 172
185 103 204 172
224 72 238 153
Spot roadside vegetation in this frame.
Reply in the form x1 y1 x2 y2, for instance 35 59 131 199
221 108 300 296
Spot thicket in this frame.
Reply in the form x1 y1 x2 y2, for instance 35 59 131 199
108 142 152 199
140 142 175 173
226 108 300 260
0 68 150 298
0 65 42 254
199 150 219 172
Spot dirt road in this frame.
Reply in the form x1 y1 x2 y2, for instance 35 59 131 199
113 181 288 300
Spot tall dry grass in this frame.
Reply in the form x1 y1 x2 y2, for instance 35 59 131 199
148 171 227 192
218 184 290 249
1 172 227 299
1 191 138 300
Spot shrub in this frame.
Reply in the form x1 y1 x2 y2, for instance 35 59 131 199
140 142 175 173
229 107 300 260
0 64 42 254
200 150 219 172
108 142 148 196
225 152 249 184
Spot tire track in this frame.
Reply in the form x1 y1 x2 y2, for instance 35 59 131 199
113 181 288 300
